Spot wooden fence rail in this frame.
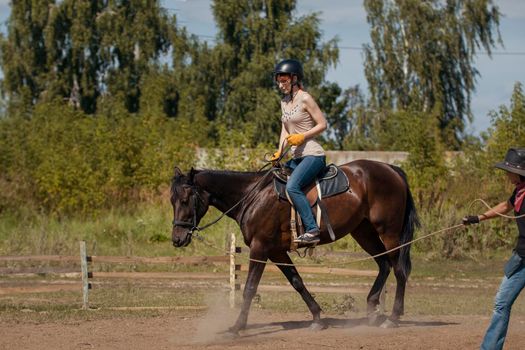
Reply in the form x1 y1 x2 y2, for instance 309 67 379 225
1 233 384 311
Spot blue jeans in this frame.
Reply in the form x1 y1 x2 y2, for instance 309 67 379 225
480 263 525 350
285 156 326 233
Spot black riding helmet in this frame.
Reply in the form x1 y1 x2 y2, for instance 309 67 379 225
273 59 304 82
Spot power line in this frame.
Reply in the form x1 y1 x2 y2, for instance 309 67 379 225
168 36 525 56
339 46 363 51
338 45 525 56
480 51 525 56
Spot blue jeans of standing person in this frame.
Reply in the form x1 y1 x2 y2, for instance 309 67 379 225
480 263 525 350
285 156 326 234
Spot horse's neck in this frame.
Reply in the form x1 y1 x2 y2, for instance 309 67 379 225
195 170 263 220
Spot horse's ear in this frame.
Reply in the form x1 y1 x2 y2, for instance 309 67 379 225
174 167 183 177
188 167 196 185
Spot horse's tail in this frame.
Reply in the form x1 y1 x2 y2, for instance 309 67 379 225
389 165 420 280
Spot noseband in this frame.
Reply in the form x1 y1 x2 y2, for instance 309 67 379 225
172 188 203 237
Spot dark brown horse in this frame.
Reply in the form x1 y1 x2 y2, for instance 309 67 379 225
170 160 419 334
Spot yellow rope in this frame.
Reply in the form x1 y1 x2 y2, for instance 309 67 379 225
195 198 522 268
245 224 465 267
469 198 525 219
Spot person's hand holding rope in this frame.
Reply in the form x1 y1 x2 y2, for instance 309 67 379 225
267 141 292 167
462 215 480 225
269 151 281 166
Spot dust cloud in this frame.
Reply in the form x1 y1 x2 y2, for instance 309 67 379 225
190 291 239 344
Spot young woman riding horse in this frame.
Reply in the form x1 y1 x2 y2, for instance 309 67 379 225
171 60 420 335
270 59 327 245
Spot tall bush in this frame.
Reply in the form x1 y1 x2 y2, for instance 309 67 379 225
0 101 196 216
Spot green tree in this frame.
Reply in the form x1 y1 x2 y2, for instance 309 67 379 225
96 0 172 113
0 0 54 114
1 0 174 115
209 0 339 146
363 0 501 148
44 0 104 113
341 86 382 151
396 111 447 208
169 31 222 127
484 81 525 169
316 82 351 150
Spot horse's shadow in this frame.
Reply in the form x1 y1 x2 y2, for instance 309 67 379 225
231 316 458 338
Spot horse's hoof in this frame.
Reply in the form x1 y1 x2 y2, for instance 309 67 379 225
379 318 398 329
309 321 327 331
367 311 385 326
224 328 240 338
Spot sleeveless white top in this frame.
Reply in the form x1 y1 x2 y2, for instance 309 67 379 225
281 90 325 158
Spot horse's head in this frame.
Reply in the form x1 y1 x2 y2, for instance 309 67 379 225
170 167 209 247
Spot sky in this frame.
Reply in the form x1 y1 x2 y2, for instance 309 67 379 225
0 0 523 135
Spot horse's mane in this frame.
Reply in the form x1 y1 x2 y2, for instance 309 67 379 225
196 169 272 190
171 168 269 195
197 169 267 177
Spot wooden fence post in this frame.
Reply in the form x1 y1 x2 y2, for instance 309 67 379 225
79 241 90 310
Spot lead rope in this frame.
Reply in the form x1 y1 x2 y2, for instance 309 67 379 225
468 198 525 219
195 198 523 268
191 145 292 235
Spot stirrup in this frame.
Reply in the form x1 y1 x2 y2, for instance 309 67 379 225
293 232 320 245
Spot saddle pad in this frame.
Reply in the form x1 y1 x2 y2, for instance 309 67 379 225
273 163 338 183
273 164 350 200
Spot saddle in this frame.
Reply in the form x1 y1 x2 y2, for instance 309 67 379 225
273 164 349 203
273 164 350 251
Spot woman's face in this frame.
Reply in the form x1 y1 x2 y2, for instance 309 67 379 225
506 171 522 185
276 74 292 94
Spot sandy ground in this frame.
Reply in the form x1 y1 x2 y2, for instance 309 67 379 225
2 308 525 350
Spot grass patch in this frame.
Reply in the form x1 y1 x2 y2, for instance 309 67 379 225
1 202 523 324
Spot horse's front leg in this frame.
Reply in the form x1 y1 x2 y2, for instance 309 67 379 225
270 250 324 330
229 244 267 334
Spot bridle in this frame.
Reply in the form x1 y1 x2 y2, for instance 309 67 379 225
171 171 272 240
171 144 291 239
172 186 204 238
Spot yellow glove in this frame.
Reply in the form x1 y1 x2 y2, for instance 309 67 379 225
286 133 305 146
269 151 281 164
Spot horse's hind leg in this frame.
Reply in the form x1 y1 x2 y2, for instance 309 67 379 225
389 252 407 322
366 251 407 329
350 220 391 325
269 250 325 330
374 233 409 328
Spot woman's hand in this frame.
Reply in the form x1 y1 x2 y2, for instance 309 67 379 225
286 134 305 146
269 151 281 165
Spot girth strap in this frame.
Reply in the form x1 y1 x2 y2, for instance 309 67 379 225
285 189 299 251
316 180 322 230
317 199 336 241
